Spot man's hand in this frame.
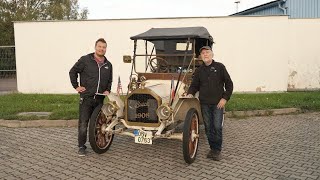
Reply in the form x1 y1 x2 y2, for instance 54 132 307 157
217 98 227 109
103 91 110 95
186 94 194 98
76 86 86 93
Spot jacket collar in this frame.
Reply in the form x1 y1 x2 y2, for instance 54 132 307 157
202 59 215 68
89 53 107 64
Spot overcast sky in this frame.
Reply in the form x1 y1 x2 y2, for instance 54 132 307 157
79 0 275 19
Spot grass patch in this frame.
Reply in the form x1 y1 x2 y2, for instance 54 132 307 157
226 92 320 111
0 92 319 120
0 94 80 120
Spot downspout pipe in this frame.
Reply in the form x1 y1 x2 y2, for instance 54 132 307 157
278 0 287 15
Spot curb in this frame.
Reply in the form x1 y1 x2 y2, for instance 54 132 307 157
0 119 78 128
225 108 300 118
0 108 301 128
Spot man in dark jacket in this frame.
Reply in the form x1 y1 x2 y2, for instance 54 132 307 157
69 38 113 156
187 46 233 161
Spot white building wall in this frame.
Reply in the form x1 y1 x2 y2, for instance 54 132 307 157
288 19 320 90
14 16 295 93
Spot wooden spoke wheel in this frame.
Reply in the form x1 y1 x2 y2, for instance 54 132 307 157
182 108 199 164
89 106 115 154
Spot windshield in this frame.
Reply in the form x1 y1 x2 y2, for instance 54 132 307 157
134 40 195 73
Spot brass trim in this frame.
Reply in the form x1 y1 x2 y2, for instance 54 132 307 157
125 88 162 127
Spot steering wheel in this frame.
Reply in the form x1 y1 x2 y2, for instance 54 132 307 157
149 57 168 73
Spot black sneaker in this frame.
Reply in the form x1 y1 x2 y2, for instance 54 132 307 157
78 146 87 157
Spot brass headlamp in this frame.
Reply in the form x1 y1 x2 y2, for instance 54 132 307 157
102 101 119 116
156 104 173 120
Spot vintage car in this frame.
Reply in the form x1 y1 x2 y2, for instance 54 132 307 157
88 27 214 164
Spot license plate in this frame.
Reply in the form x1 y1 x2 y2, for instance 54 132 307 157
133 129 153 144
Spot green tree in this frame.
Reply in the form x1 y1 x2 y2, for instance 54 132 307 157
0 0 88 45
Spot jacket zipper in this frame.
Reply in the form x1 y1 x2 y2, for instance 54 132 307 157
94 62 107 99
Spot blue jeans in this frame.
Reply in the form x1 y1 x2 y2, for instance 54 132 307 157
201 104 224 151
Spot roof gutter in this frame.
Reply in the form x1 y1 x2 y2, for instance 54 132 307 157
278 0 287 15
230 0 284 16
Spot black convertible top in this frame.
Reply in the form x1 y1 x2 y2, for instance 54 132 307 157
130 26 213 43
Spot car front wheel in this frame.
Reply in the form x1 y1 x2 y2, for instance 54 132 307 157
182 108 199 164
89 106 115 154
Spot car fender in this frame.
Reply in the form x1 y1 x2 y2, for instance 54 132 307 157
172 98 203 124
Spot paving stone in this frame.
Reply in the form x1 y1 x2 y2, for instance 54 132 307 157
4 175 21 180
302 173 319 179
0 112 319 179
290 174 308 180
224 175 240 180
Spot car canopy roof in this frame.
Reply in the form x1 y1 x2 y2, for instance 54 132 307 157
130 26 213 43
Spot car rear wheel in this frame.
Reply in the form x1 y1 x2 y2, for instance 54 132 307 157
183 108 199 164
89 106 114 154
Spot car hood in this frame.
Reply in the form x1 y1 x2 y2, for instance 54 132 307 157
145 80 186 104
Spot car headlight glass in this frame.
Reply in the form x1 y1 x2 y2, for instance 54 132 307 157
156 104 172 120
104 101 118 115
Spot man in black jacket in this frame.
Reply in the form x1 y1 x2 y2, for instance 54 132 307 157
69 38 113 156
187 46 233 161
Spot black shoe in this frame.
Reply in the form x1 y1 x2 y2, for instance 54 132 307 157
206 149 215 159
212 150 222 161
78 146 87 157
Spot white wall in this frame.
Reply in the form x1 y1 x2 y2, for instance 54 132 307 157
288 19 320 90
14 16 301 93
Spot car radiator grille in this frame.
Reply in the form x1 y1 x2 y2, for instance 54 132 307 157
127 94 158 123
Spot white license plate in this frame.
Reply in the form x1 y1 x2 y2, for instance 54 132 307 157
133 129 153 144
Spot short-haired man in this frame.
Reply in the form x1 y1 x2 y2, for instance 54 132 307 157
187 46 233 161
69 38 113 156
